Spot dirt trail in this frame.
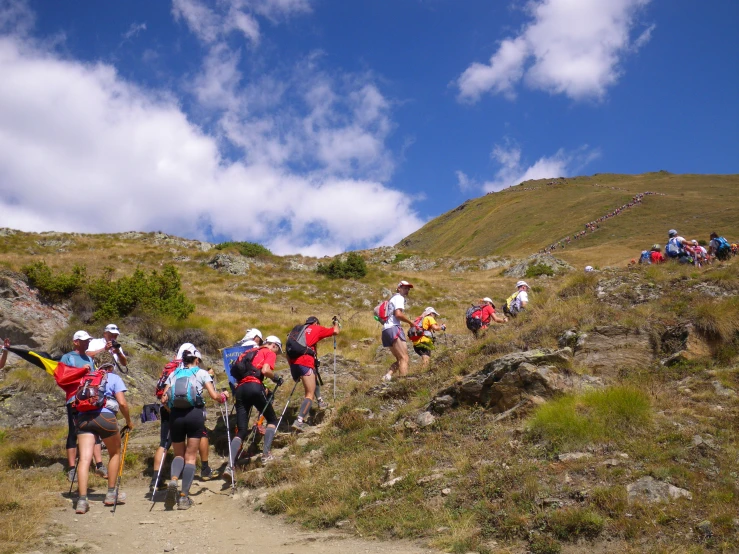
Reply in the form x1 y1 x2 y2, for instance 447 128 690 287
44 479 439 554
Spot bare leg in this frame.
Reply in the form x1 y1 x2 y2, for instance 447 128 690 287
76 434 95 498
389 338 409 376
102 432 121 489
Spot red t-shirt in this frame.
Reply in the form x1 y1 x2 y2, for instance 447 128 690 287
480 305 495 327
240 347 277 385
650 251 664 264
288 324 336 369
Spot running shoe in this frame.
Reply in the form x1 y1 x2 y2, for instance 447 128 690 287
164 480 178 510
382 373 392 382
67 468 77 483
95 465 108 479
177 494 193 510
222 467 233 484
291 420 305 432
104 490 126 506
261 454 275 464
75 498 89 514
317 399 329 410
200 465 212 480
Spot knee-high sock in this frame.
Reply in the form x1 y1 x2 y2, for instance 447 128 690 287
314 384 322 400
171 456 184 480
263 427 276 456
298 398 312 421
229 437 242 467
182 463 196 495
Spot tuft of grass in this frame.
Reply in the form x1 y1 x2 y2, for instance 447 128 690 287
529 535 562 554
547 508 604 541
527 386 652 450
691 297 739 342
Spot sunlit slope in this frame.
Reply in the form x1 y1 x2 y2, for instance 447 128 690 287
399 172 738 265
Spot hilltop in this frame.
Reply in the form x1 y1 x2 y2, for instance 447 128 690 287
398 172 739 267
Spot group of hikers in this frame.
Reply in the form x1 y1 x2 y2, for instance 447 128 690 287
636 230 736 267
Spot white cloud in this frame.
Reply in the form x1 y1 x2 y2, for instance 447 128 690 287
480 142 600 192
455 170 478 193
0 0 33 36
457 0 653 102
0 26 422 255
122 22 147 41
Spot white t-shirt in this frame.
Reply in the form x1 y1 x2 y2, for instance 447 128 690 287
384 293 406 329
518 290 529 304
87 338 126 367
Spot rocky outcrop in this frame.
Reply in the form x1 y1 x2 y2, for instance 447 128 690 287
660 324 716 365
564 326 654 370
626 476 692 504
503 254 572 278
207 253 249 275
432 348 601 414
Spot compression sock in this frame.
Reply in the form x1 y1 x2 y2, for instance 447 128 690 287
263 427 276 455
229 437 242 467
170 456 185 480
298 398 312 421
201 460 209 470
107 487 115 495
181 463 196 495
314 384 322 401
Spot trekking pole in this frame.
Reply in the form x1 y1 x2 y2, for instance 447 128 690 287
240 383 282 462
112 426 130 514
149 434 171 510
68 449 80 496
275 379 299 432
221 398 236 496
333 335 337 402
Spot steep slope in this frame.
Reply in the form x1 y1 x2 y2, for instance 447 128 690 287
398 172 739 266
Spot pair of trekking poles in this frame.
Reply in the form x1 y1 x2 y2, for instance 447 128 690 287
68 425 130 515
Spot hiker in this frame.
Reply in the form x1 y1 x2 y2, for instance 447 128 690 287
287 316 340 431
86 323 128 371
224 336 284 482
239 328 263 348
160 346 229 510
409 307 445 368
60 331 107 484
503 281 530 318
69 341 133 514
708 232 732 261
691 240 709 267
0 338 8 370
665 229 695 263
479 297 507 330
650 245 665 264
381 281 416 382
151 343 214 491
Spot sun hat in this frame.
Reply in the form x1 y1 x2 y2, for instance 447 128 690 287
73 330 92 341
104 324 120 335
482 297 494 304
264 336 283 353
244 329 263 341
176 342 197 360
424 307 440 316
397 280 413 289
516 281 529 289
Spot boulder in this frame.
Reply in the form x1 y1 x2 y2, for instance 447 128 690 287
416 412 436 428
660 324 716 361
432 348 594 414
207 253 249 275
626 476 692 504
503 254 572 278
572 326 653 370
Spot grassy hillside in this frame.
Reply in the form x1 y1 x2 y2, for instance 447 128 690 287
399 172 739 267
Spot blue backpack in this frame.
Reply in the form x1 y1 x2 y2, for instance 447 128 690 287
639 250 651 264
714 237 731 260
665 237 683 258
169 367 204 409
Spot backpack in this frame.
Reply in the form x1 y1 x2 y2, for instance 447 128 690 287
665 237 683 258
639 250 651 264
230 349 261 384
156 359 181 399
715 237 731 260
168 367 204 409
73 370 109 412
504 291 521 316
465 305 484 332
408 316 425 342
373 300 391 324
285 324 315 359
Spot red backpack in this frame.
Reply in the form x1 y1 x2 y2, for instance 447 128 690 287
73 370 109 412
408 316 425 343
156 359 181 399
374 300 391 323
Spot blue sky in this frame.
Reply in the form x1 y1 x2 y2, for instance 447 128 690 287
0 0 737 255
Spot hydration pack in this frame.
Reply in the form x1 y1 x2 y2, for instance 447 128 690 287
169 367 204 409
408 316 425 342
230 349 261 384
156 359 181 400
714 237 731 260
465 305 484 331
665 237 683 258
504 291 522 317
73 370 109 412
286 324 315 359
639 250 651 264
373 300 391 324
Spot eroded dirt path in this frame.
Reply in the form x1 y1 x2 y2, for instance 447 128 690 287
42 479 440 554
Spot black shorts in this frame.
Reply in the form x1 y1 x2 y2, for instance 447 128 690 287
235 383 278 441
413 344 432 357
75 410 119 440
67 403 101 448
169 407 206 444
382 326 406 347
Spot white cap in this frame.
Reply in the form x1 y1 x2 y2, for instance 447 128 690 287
482 297 493 304
176 342 197 360
244 328 263 341
424 306 440 316
264 335 283 353
187 347 203 359
516 281 529 289
585 266 594 272
668 229 677 237
73 330 92 341
397 280 413 289
104 324 120 335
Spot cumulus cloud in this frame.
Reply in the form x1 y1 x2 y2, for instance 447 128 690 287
457 0 654 102
479 142 600 192
0 8 422 255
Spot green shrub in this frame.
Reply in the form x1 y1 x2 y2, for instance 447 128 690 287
22 261 85 302
392 253 412 264
3 446 39 468
526 263 555 278
214 241 272 257
547 508 604 540
529 535 562 554
527 386 652 449
316 252 367 280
